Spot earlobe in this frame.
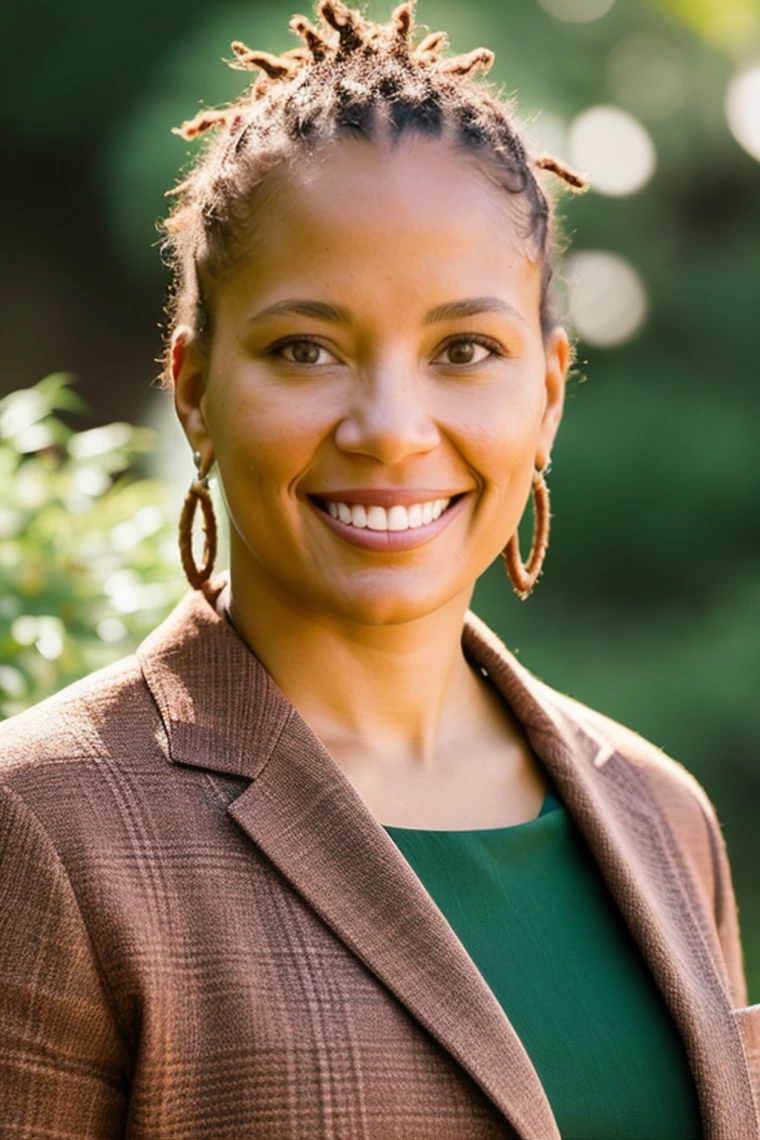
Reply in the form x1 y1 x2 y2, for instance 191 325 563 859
172 328 214 467
537 325 569 470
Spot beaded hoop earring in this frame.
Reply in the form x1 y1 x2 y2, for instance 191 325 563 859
502 464 551 601
178 451 218 589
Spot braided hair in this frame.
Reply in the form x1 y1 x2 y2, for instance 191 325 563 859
159 0 588 385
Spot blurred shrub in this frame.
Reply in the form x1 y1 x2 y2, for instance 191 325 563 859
0 374 185 719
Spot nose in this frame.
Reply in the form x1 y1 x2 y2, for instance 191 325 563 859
333 357 441 465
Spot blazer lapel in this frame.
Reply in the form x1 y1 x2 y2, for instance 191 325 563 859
138 577 757 1140
138 579 559 1139
462 611 758 1140
228 710 560 1139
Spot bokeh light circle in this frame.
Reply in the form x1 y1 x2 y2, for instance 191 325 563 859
565 251 648 347
569 105 656 196
607 34 685 119
535 0 617 23
725 65 760 162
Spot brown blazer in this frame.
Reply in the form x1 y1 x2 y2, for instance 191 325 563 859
0 572 758 1139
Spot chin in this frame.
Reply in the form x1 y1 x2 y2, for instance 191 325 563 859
319 576 464 628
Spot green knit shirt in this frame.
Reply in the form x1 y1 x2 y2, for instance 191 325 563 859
384 780 703 1139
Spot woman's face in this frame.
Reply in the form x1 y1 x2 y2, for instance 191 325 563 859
174 134 569 626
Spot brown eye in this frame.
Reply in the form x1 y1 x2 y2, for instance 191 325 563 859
437 337 501 366
282 340 324 365
448 341 478 364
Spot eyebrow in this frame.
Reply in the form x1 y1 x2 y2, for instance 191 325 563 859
248 295 526 327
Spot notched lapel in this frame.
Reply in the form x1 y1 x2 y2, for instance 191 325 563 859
138 581 757 1139
462 612 758 1140
228 708 561 1140
139 579 559 1137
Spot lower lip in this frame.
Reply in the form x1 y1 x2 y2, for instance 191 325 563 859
308 495 470 552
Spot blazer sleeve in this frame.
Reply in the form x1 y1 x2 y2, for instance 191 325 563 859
698 790 749 1010
0 780 130 1138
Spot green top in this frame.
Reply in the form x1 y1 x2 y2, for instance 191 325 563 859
384 780 703 1140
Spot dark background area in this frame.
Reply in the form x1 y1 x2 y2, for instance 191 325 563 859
2 0 759 996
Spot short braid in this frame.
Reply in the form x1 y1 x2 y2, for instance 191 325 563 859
391 2 414 44
434 47 495 78
414 30 448 58
159 0 588 386
229 43 303 77
288 15 331 61
171 109 234 142
535 154 588 189
318 1 369 56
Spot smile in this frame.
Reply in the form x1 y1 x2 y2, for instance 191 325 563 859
308 492 469 552
323 497 450 531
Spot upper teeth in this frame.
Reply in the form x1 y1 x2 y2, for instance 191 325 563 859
324 498 451 530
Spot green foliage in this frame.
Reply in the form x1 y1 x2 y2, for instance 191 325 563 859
0 375 186 720
655 0 760 51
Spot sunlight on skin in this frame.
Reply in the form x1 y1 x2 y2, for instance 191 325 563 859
172 133 569 789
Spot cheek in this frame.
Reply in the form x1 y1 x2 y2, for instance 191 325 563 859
448 372 546 482
204 368 334 507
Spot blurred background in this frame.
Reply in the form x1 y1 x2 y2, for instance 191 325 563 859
1 0 759 998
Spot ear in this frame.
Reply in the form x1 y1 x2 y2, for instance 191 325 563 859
171 327 215 473
536 325 570 471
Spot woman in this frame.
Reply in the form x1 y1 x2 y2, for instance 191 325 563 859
0 2 757 1137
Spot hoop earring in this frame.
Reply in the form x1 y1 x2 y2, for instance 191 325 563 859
178 450 218 589
502 463 551 601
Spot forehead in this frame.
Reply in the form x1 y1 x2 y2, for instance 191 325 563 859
218 135 542 324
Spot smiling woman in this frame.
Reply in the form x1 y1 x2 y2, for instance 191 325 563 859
172 131 568 634
1 2 758 1139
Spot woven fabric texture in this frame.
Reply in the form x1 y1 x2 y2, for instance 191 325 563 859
0 572 757 1139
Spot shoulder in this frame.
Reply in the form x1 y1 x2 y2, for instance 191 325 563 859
467 609 715 816
545 680 722 837
523 671 739 954
0 651 164 789
539 679 749 1005
0 651 178 934
465 611 730 906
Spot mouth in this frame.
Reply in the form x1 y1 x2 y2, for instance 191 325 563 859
306 491 471 552
308 492 468 532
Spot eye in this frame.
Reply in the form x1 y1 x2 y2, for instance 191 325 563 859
435 335 504 366
273 337 340 366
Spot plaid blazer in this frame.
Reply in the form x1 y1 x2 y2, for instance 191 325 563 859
0 572 758 1140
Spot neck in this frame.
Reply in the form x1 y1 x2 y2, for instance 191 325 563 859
225 563 486 773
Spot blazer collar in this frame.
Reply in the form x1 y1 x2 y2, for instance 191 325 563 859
137 574 757 1140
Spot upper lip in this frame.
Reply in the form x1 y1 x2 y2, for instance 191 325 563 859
307 489 469 508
